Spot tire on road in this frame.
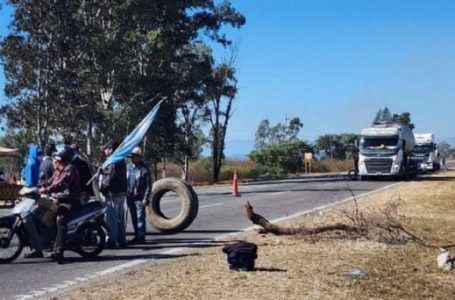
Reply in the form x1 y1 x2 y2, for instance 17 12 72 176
147 178 199 234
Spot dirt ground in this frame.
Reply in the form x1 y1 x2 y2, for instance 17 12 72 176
52 171 455 300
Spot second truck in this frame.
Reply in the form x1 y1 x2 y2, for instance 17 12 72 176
410 133 440 172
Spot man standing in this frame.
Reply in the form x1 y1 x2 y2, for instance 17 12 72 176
100 140 127 249
39 143 56 183
127 147 152 244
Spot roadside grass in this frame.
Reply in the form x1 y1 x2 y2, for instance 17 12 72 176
57 171 455 300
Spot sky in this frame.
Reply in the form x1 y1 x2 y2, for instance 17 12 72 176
1 0 455 156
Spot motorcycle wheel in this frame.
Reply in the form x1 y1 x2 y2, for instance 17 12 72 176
74 223 105 258
0 224 23 264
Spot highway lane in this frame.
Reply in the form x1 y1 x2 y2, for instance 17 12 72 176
0 176 400 300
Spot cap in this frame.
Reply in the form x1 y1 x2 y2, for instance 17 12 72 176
129 147 142 157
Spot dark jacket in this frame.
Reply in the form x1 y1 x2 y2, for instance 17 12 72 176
127 162 152 201
39 164 81 209
39 156 54 183
72 156 94 196
100 160 127 194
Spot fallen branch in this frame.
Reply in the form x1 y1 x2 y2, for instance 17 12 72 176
245 201 360 236
245 197 428 246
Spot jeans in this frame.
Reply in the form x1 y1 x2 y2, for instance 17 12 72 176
103 192 127 246
127 196 146 240
53 204 72 254
23 214 43 252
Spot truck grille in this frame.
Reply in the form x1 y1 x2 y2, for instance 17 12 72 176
365 159 393 174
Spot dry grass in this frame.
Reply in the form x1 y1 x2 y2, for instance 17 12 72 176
54 172 455 300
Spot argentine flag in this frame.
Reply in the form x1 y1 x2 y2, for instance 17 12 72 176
102 99 164 168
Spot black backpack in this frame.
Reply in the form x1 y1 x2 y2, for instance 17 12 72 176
222 241 258 271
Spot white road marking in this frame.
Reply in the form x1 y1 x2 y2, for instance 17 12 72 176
13 249 182 300
199 202 223 209
13 181 403 300
269 192 285 196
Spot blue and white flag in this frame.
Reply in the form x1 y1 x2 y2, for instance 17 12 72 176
102 99 164 169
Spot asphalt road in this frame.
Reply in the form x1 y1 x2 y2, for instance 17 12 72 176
0 176 408 299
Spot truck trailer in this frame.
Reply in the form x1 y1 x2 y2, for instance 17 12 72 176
358 122 417 180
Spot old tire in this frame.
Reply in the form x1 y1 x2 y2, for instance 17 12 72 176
147 178 199 234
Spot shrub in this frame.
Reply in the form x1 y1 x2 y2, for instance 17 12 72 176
311 159 353 173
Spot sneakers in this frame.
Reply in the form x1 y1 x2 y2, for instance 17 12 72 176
127 237 145 245
106 239 118 249
24 250 44 259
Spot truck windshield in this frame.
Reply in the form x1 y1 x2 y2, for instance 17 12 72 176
362 136 398 148
414 144 433 154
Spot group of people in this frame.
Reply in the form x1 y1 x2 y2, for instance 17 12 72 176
21 140 152 264
99 141 152 249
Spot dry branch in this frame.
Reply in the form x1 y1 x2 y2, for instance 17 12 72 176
245 201 360 236
245 198 425 246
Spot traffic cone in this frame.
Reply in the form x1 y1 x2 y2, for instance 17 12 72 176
232 170 240 197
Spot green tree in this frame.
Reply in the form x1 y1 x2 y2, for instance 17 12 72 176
254 117 303 149
250 117 307 175
314 133 357 159
393 112 415 130
250 141 311 175
437 141 453 159
1 0 245 166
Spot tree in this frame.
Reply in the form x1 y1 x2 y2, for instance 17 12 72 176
437 141 453 159
393 112 415 130
382 107 392 122
372 107 414 130
1 0 246 166
254 120 271 150
314 133 357 160
250 141 311 175
254 117 303 149
250 117 308 175
204 45 241 183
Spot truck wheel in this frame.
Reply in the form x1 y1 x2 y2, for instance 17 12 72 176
147 178 199 234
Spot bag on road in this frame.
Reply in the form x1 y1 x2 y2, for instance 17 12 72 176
222 241 258 271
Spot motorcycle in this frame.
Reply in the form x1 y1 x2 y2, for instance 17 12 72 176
0 187 107 264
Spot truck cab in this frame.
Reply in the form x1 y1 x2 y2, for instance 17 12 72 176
358 123 416 180
411 133 440 172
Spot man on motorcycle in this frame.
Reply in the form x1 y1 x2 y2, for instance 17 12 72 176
39 145 81 264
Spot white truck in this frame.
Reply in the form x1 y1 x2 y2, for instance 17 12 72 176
358 123 416 180
411 133 440 172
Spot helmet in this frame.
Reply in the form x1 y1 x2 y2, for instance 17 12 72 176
131 147 142 156
52 144 74 164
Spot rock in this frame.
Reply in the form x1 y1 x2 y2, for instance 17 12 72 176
343 269 367 278
437 251 455 271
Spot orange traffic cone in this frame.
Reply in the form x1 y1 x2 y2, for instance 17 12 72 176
232 170 240 197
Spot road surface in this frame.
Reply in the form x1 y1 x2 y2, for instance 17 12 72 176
0 176 406 299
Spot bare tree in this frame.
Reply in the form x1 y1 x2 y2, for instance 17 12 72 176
205 47 238 183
